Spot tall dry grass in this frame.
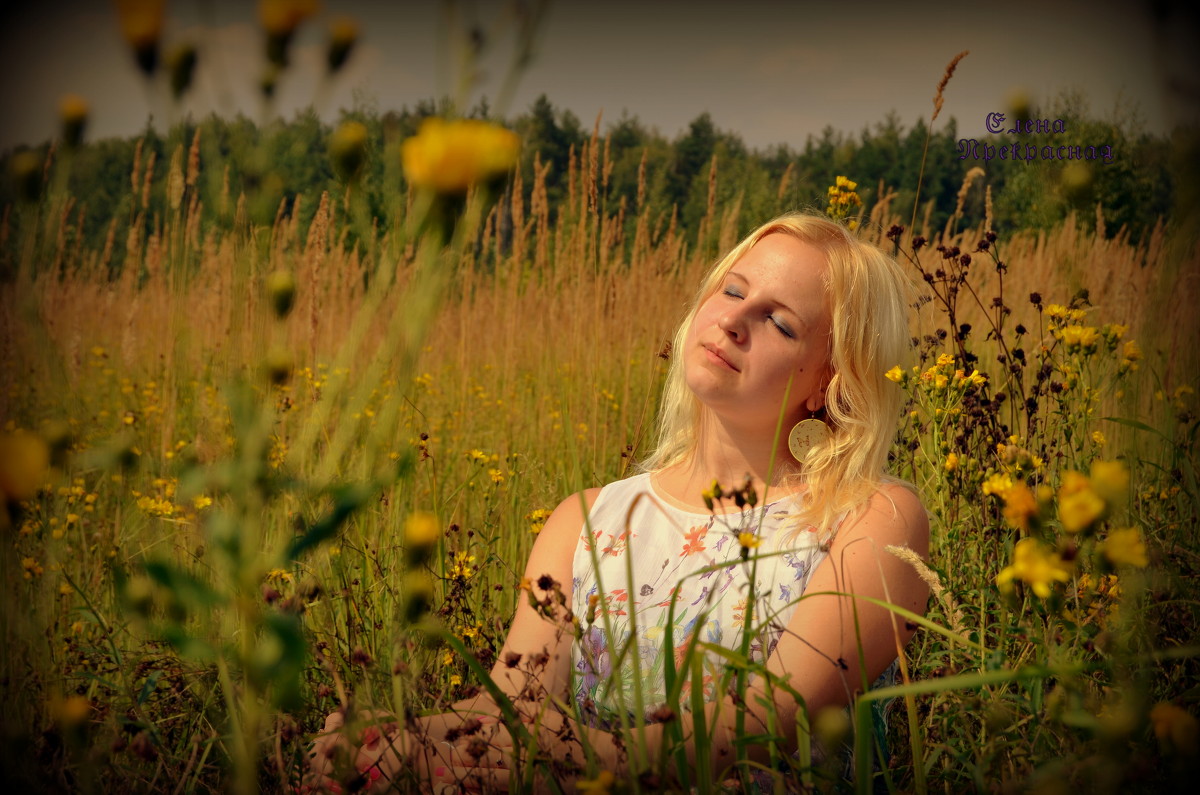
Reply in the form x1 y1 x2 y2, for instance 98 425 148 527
1 125 1197 792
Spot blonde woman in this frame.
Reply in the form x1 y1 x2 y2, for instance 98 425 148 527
306 212 930 792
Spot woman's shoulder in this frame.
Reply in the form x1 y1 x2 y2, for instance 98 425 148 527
546 487 605 529
538 472 652 540
835 479 929 554
526 487 605 566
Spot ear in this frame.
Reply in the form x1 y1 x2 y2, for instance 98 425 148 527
805 370 832 413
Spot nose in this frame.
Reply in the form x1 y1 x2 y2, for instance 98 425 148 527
717 308 745 341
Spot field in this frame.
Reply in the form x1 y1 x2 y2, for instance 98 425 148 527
2 14 1200 794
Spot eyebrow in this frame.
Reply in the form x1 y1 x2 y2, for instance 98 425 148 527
726 270 804 322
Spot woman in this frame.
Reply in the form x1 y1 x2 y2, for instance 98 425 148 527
306 212 930 792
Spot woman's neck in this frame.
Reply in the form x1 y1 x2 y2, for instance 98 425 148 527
655 414 801 508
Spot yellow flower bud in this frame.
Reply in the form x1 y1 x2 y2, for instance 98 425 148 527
265 269 297 318
401 118 520 195
115 0 164 75
329 120 369 183
327 17 359 73
59 94 88 148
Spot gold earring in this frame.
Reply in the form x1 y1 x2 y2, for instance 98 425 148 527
788 418 830 463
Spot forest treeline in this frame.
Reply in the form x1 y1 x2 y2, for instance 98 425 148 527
1 92 1179 265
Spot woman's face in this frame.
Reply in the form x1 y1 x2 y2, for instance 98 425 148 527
683 232 833 430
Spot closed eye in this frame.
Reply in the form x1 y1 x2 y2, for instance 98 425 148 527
723 288 793 337
770 316 794 338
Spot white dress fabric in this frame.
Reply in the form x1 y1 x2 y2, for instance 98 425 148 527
569 472 834 728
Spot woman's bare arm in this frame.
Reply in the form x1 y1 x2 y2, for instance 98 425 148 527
307 489 599 792
483 487 601 704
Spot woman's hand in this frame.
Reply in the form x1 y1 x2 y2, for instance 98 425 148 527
406 700 607 793
301 709 405 794
303 705 527 793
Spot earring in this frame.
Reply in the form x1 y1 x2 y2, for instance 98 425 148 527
788 418 830 463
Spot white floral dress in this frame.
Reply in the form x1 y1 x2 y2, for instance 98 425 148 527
569 472 833 728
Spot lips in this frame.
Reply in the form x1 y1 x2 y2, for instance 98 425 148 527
702 343 740 372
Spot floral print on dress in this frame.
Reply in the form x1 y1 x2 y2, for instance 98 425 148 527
570 473 833 730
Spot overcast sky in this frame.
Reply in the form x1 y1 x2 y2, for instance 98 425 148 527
1 0 1197 155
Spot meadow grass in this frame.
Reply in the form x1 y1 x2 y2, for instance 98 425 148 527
1 113 1198 794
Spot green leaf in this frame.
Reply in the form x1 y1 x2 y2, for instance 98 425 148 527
136 670 163 706
286 481 374 560
142 560 223 608
161 626 217 661
1101 415 1168 441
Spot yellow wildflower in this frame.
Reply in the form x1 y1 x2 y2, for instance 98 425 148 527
327 17 359 73
1101 527 1149 568
1001 482 1039 532
1150 703 1199 755
884 365 903 383
995 537 1072 598
982 472 1014 498
59 95 89 147
1057 471 1105 534
450 551 476 580
404 511 441 549
50 695 91 729
449 674 462 687
944 452 959 472
488 468 505 485
1119 340 1141 373
1089 460 1128 506
577 770 616 795
115 0 164 74
0 432 50 504
402 118 520 195
1060 325 1100 353
259 0 318 36
737 532 760 550
136 495 175 517
824 177 862 222
329 120 369 182
1045 304 1068 321
1101 323 1127 349
526 508 553 534
936 353 955 368
21 557 44 579
265 568 294 584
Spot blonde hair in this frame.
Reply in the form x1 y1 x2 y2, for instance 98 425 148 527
640 212 914 540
